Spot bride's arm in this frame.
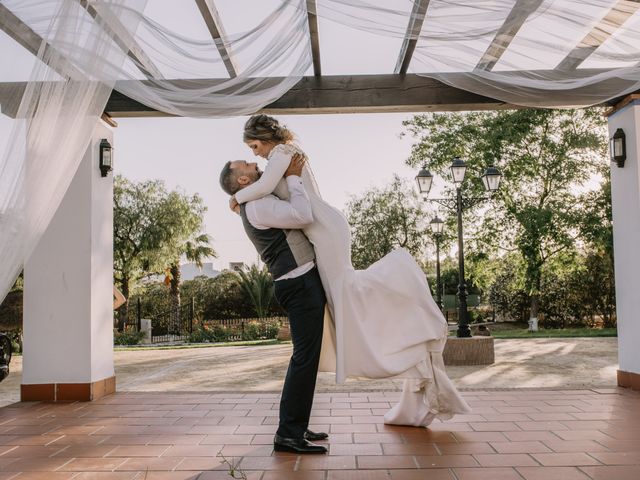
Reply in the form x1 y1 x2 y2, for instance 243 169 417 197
234 147 291 204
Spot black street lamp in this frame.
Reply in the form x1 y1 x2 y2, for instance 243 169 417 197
416 158 501 338
429 216 444 310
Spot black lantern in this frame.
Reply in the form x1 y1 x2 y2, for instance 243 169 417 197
610 128 626 168
99 139 113 177
481 166 502 192
429 216 444 235
415 166 433 196
450 157 467 184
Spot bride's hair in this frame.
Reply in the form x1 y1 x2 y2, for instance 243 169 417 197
243 114 294 144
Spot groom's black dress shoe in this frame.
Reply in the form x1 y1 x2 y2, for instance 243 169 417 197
304 429 329 441
273 434 327 454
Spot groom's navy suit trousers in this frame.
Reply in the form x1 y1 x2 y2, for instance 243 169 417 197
273 266 325 439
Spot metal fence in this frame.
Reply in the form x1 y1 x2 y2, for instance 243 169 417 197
150 300 194 343
200 317 288 342
115 298 287 344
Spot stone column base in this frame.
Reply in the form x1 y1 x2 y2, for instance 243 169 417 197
21 376 116 402
443 336 495 366
617 370 640 391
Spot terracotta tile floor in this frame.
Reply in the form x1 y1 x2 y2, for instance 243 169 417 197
0 388 639 479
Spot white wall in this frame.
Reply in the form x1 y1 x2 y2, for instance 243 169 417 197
23 122 114 385
608 100 640 376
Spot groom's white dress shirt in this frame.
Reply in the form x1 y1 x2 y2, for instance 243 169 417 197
244 175 315 281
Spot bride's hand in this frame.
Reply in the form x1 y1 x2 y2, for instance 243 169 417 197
229 195 240 214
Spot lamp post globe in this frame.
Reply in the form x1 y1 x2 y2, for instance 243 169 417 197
415 166 433 196
429 216 444 235
450 157 467 184
481 166 502 192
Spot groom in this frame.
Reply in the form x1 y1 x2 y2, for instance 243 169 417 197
219 154 328 454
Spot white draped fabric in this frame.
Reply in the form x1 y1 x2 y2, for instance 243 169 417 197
2 0 640 300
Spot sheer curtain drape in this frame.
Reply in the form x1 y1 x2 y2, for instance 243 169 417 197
2 0 640 301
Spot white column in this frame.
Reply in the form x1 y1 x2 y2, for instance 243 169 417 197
608 98 640 390
22 121 115 401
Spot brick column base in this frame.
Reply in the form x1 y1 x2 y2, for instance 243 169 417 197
21 376 116 402
617 370 640 391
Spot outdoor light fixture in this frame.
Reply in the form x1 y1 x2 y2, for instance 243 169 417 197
450 157 467 184
429 216 444 235
415 166 433 195
610 128 626 168
481 166 502 192
99 139 113 177
416 155 501 337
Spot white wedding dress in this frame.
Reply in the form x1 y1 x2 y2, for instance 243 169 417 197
234 144 471 426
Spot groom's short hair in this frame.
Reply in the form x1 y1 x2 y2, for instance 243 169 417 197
219 161 240 195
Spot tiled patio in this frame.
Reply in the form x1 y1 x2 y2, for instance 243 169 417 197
0 388 639 480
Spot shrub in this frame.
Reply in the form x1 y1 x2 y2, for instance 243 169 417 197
114 329 145 345
241 321 262 341
264 320 281 339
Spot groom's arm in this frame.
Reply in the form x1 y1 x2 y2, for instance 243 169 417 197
246 175 313 230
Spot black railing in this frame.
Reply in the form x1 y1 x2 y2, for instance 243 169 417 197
151 298 195 343
116 297 195 344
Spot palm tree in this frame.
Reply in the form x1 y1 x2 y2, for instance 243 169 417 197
166 233 216 330
236 264 274 318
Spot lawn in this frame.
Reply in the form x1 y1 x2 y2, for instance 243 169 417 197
454 321 618 339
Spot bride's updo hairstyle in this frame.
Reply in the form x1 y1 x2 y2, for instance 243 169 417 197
243 114 294 144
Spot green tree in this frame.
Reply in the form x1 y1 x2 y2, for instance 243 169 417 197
177 272 254 320
236 265 274 318
113 176 211 330
403 108 607 329
345 175 428 269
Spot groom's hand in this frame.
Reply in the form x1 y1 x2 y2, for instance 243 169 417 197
285 153 306 177
229 195 240 214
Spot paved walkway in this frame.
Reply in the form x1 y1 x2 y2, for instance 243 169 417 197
0 337 634 479
0 388 639 479
0 338 619 407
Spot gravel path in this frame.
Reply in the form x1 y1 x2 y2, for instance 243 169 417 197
0 337 619 407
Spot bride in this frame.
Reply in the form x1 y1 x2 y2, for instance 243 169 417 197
231 114 471 426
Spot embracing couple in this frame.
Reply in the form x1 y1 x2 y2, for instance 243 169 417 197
219 115 471 455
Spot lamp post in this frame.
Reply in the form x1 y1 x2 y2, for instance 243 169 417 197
429 216 444 310
416 158 501 338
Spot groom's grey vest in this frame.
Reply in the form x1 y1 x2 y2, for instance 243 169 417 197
239 204 315 279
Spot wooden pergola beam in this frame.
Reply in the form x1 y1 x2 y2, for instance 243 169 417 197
2 72 633 119
556 0 640 71
194 0 238 78
394 0 430 75
0 3 83 80
475 0 544 71
0 75 505 118
307 0 321 76
77 0 164 79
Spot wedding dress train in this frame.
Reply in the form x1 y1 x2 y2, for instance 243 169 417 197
234 144 471 425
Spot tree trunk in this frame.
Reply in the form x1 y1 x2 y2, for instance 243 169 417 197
117 277 130 333
528 273 541 332
170 262 181 333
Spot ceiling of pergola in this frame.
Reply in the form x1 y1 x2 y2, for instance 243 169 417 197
1 0 639 118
